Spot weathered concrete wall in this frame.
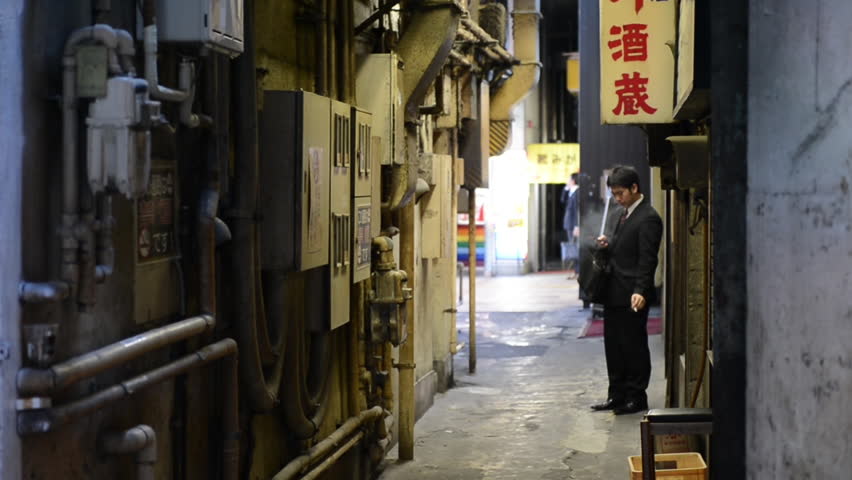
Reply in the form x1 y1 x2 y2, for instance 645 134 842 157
748 1 852 477
0 1 24 477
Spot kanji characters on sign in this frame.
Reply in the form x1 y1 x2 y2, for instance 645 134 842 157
612 72 657 116
608 24 649 62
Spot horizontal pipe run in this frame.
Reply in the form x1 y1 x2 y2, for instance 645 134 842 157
18 282 70 303
300 432 365 480
17 338 237 436
272 406 384 480
17 314 215 397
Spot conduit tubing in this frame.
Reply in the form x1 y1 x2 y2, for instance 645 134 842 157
301 432 364 480
272 406 383 480
460 17 514 63
17 338 240 480
17 314 215 397
100 425 157 480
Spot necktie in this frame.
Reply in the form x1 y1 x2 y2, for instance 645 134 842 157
619 211 628 225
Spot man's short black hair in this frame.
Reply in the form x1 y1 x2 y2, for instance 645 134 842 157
606 165 641 193
570 172 579 184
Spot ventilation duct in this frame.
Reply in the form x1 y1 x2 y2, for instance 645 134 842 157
489 0 541 157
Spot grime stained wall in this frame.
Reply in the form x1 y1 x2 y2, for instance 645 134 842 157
747 0 852 477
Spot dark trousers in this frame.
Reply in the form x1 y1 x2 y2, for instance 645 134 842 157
603 306 651 404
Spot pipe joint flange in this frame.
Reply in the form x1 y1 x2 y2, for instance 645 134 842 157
15 397 52 411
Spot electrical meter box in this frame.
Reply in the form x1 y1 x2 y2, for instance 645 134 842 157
352 108 373 197
259 91 331 272
355 54 404 166
152 0 244 55
351 107 380 284
330 100 352 330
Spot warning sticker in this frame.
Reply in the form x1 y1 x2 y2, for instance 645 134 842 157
137 167 176 263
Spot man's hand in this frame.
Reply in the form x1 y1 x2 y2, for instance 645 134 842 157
631 294 646 312
573 226 580 238
596 235 609 249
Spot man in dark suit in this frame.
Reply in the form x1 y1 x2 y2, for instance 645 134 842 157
560 172 580 275
590 166 663 415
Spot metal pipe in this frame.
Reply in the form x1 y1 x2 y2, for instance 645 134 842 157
460 17 514 63
467 187 476 373
328 0 338 100
114 29 136 76
397 202 416 460
448 49 472 68
17 314 215 396
100 424 157 480
19 281 70 303
95 194 115 282
221 339 240 480
316 0 328 96
231 0 282 412
18 338 240 480
272 406 383 480
178 60 204 128
301 432 364 480
61 25 119 293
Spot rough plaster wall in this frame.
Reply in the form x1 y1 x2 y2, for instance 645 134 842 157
748 1 852 478
0 1 23 477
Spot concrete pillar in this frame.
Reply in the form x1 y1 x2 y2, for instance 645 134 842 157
748 0 852 477
0 1 24 477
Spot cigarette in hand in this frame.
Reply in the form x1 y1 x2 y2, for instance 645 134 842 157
632 307 638 312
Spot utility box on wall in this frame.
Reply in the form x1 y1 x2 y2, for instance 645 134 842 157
133 160 180 324
356 54 404 166
330 100 352 330
153 0 244 55
259 90 331 272
352 107 375 284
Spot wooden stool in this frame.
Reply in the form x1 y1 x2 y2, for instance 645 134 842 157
640 408 713 480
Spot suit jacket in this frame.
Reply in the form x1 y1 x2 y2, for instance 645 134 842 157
561 188 579 233
605 198 663 307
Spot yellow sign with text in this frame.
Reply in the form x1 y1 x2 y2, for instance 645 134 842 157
526 143 580 184
600 0 676 124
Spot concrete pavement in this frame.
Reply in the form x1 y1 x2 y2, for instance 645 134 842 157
378 272 664 480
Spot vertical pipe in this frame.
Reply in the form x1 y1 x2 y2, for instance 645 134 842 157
328 0 337 100
397 203 415 460
316 0 328 96
710 0 748 476
222 352 240 480
468 188 476 374
0 2 23 476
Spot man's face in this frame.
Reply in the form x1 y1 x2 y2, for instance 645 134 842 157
610 184 640 208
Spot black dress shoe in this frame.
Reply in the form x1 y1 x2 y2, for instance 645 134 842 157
590 399 622 411
613 400 648 415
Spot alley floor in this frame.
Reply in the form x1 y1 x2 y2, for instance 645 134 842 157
378 271 665 480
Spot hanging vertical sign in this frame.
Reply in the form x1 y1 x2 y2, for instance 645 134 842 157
600 0 676 124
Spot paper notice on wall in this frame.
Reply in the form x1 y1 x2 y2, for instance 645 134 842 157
307 147 324 253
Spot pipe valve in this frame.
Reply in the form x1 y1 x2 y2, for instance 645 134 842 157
369 236 412 346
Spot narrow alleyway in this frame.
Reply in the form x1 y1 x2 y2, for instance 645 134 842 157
379 272 664 479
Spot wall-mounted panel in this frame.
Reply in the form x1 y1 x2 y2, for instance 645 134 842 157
330 100 352 329
356 54 403 166
259 90 330 272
